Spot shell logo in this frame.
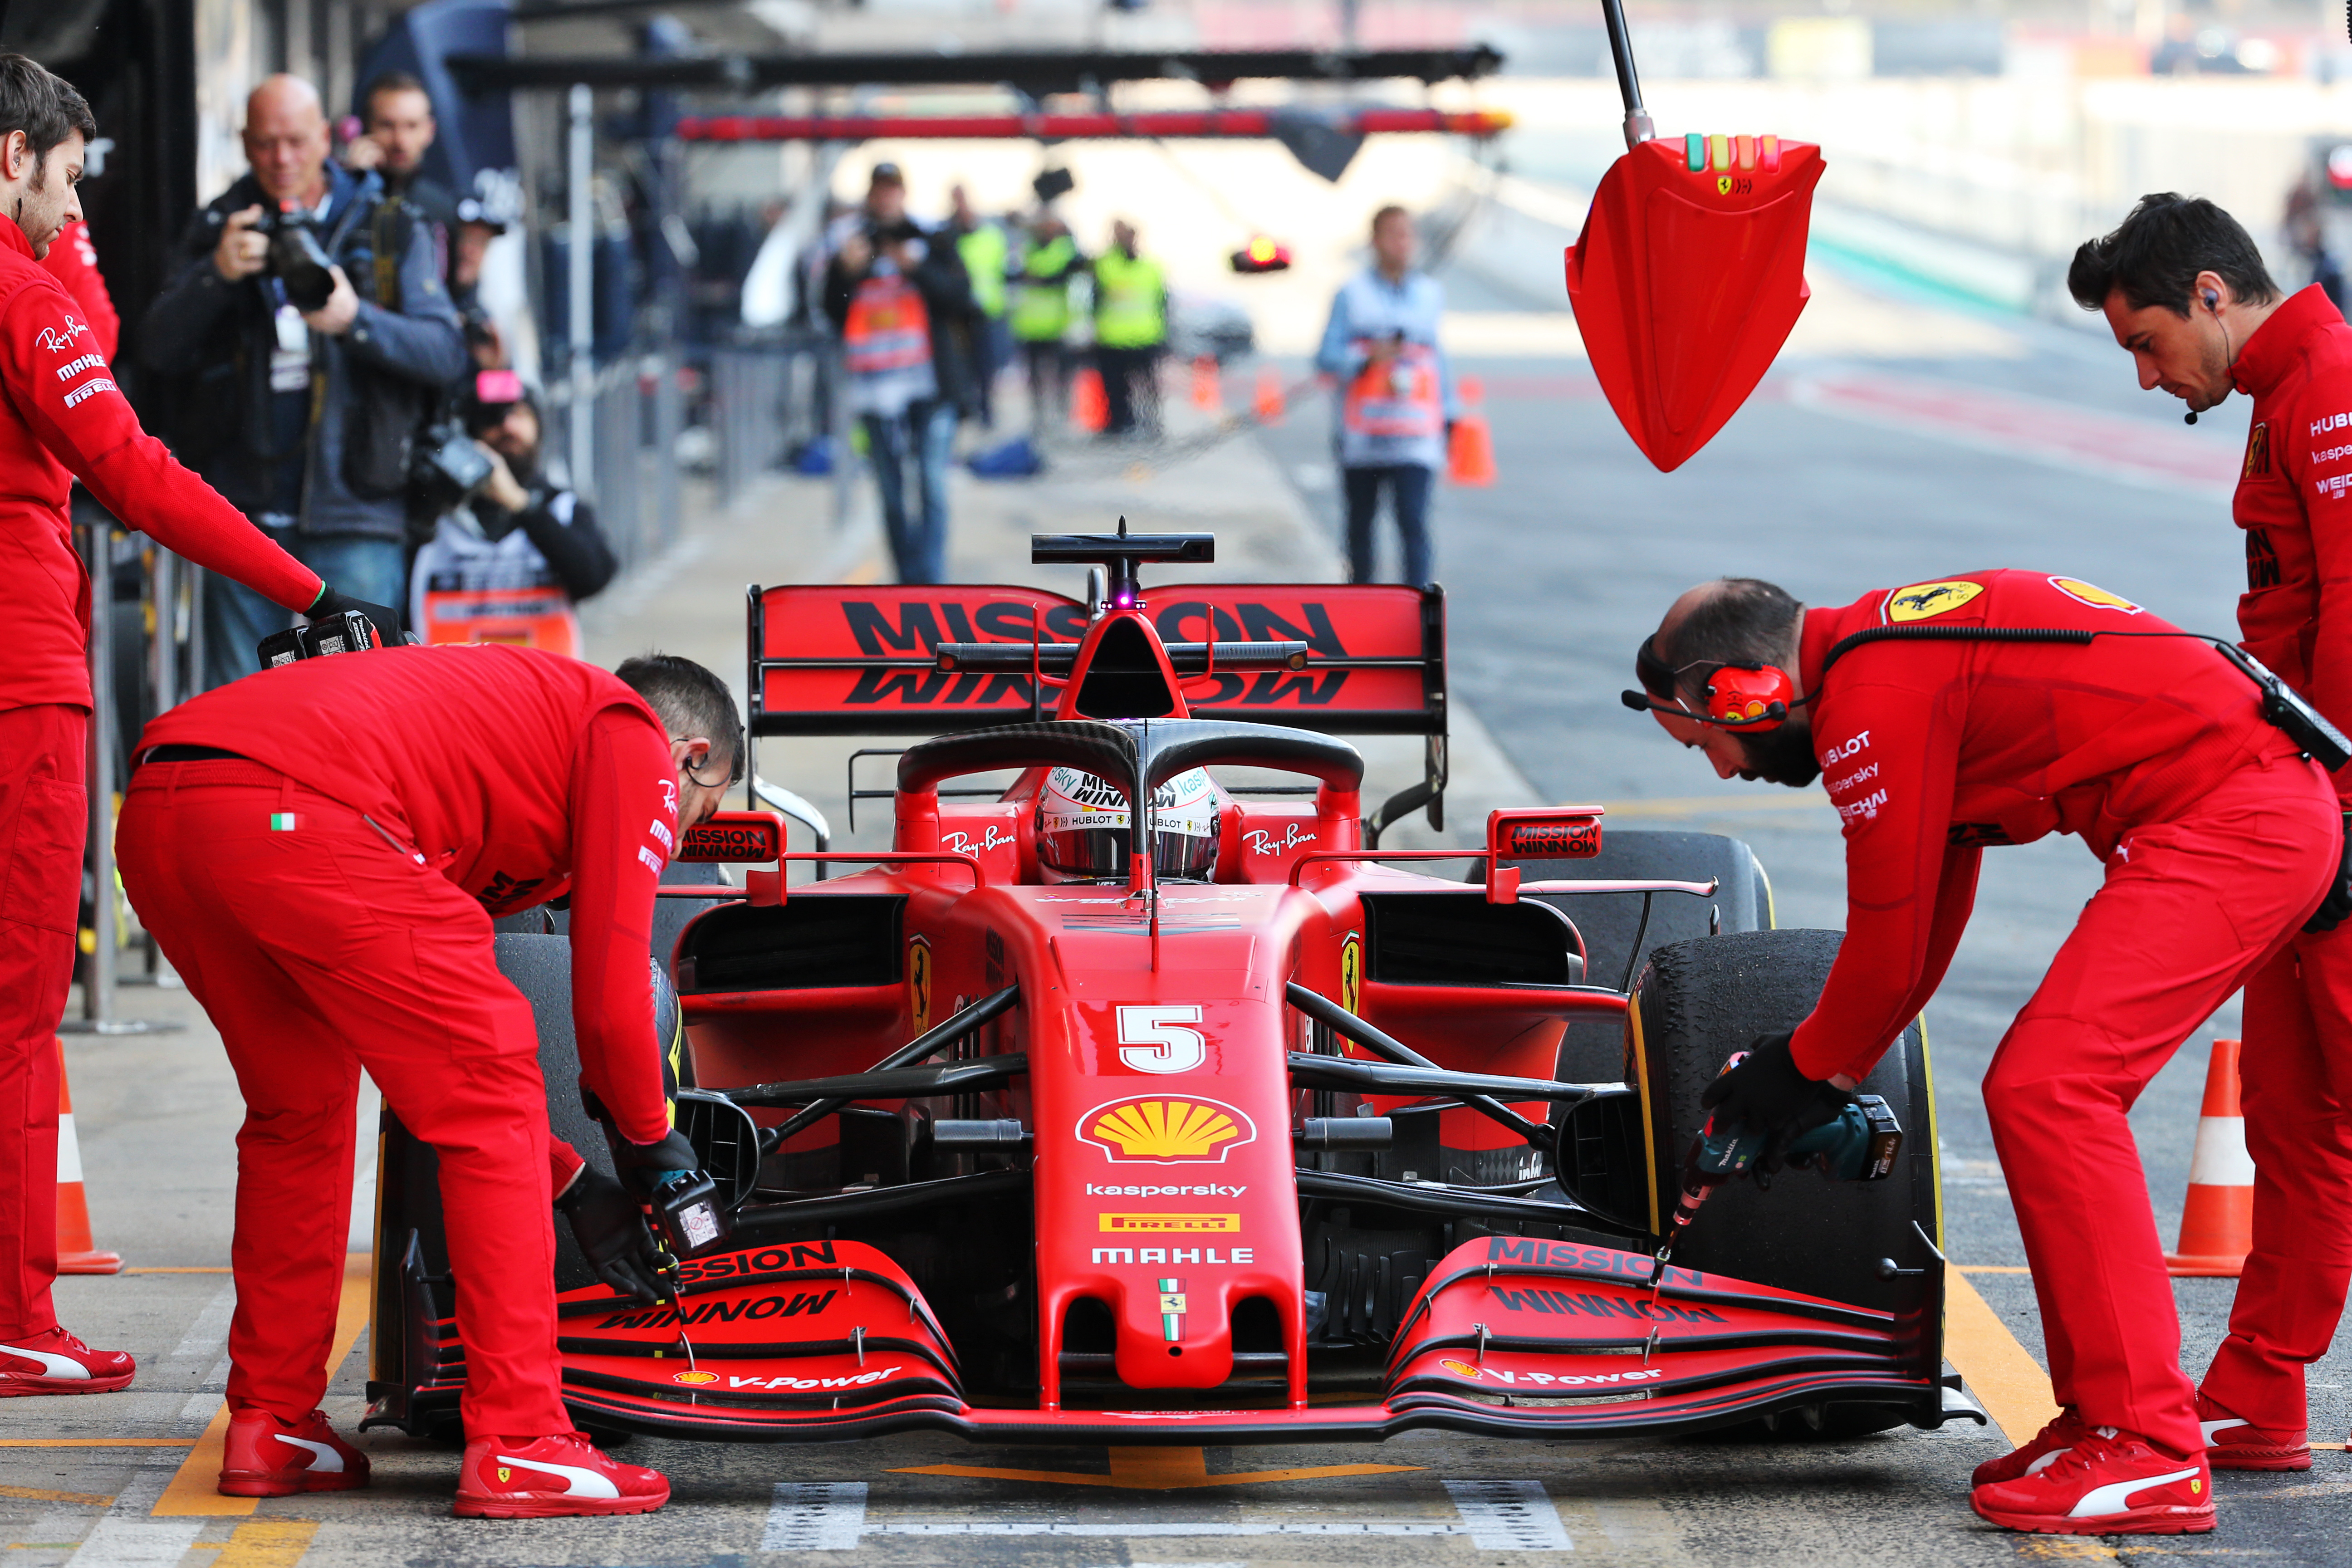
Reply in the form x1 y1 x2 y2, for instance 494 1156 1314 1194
671 1370 720 1386
1080 1096 1257 1164
1439 1358 1483 1379
2049 576 2142 614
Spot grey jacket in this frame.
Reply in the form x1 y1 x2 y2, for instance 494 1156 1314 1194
141 165 467 540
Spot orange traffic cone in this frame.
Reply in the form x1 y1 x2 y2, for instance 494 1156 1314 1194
1448 374 1497 486
1191 354 1222 412
1071 365 1108 433
1253 364 1284 425
54 1040 121 1274
2164 1037 2252 1277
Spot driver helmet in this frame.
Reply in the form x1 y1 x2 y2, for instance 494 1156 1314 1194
1037 765 1225 883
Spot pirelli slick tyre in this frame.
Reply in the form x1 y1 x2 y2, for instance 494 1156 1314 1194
1629 928 1943 1438
1506 829 1773 1083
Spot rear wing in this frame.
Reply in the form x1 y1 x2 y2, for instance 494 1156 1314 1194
744 581 1449 839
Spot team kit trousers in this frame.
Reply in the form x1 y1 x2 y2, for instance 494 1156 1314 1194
117 757 568 1438
2203 920 2352 1431
0 704 88 1342
1980 757 2338 1458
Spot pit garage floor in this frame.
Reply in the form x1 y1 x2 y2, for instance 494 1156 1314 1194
10 260 2352 1565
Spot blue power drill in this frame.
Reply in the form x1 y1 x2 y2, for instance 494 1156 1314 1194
1671 1050 1904 1240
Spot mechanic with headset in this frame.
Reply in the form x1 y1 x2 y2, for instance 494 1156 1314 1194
2071 193 2352 1476
114 647 737 1517
1627 570 2343 1537
0 54 401 1403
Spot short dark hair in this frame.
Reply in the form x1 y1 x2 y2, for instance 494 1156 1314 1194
1370 204 1410 234
1656 579 1803 702
2068 193 2280 317
363 70 431 119
616 653 743 779
0 54 97 175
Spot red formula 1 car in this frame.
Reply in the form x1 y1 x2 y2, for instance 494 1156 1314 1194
365 529 1985 1447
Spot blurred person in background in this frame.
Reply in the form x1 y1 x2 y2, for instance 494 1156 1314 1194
1314 204 1458 590
142 74 466 687
1092 218 1167 439
39 213 114 357
821 162 976 584
2072 191 2352 1476
408 377 614 658
946 183 1009 428
1011 210 1083 435
341 71 454 284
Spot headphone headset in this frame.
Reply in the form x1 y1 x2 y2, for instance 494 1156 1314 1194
1621 637 1802 731
2185 288 2225 425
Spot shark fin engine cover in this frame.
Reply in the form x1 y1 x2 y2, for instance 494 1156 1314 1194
1565 135 1824 472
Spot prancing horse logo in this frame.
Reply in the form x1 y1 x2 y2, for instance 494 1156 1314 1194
1885 579 1984 624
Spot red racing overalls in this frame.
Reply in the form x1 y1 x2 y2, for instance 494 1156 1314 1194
1790 570 2338 1457
0 219 319 1345
2203 284 2352 1433
116 645 676 1440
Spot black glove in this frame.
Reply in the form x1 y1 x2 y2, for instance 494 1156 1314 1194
555 1166 667 1305
604 1127 702 1201
1699 1030 1853 1171
2305 813 2352 934
307 585 405 647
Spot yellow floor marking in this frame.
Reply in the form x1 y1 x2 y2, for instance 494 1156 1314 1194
1945 1269 2059 1448
2016 1540 2120 1561
0 1487 111 1506
1958 1265 2034 1274
210 1520 318 1568
155 1254 370 1519
122 1267 232 1274
840 556 885 585
0 1440 194 1448
894 1446 1422 1490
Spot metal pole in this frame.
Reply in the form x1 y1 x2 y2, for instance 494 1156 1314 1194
1597 0 1654 150
149 548 177 715
184 562 206 698
568 82 596 496
81 514 115 1028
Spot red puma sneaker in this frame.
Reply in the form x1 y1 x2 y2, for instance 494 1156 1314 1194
1971 1427 2215 1535
1970 1406 2087 1489
219 1407 370 1497
0 1327 134 1396
2198 1391 2311 1472
453 1432 669 1519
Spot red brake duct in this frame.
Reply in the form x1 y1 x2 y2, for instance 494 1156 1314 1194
1564 0 1825 473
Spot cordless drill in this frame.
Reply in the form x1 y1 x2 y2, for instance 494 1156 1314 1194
1669 1050 1904 1241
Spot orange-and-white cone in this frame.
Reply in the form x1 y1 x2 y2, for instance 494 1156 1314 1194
1448 375 1497 486
1071 366 1108 432
2165 1036 2251 1277
1253 364 1284 425
55 1040 122 1274
1191 354 1222 412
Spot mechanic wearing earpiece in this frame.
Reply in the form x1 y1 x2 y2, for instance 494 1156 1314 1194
114 647 739 1517
2072 193 2352 1475
1628 570 2339 1537
0 54 402 1403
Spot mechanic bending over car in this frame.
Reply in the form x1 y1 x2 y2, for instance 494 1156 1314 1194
1627 571 2348 1538
0 54 398 1402
2073 194 2352 1476
114 646 740 1517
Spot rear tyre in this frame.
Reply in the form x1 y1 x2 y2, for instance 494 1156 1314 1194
1631 928 1942 1436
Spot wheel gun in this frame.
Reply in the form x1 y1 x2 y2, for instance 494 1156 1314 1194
1670 1050 1904 1240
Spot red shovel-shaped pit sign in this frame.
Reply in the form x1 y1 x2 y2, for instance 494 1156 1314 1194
1565 133 1825 473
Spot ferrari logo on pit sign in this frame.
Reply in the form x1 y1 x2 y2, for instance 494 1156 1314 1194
1080 1096 1257 1163
2048 577 2142 614
1885 580 1983 622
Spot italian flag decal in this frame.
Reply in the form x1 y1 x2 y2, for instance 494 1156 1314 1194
269 813 299 831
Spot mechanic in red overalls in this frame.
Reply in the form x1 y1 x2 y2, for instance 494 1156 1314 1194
0 56 392 1401
2072 192 2352 1472
116 647 736 1517
1628 569 2341 1536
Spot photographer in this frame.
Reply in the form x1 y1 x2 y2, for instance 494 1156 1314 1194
408 377 616 657
141 74 466 688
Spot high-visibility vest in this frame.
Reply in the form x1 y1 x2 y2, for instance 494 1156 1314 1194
1093 250 1166 349
843 272 932 375
1010 236 1079 343
412 519 583 658
1342 338 1443 439
956 221 1008 319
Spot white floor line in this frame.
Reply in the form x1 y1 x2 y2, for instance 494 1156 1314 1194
63 1466 204 1568
763 1480 868 1550
1443 1478 1574 1550
167 1281 235 1362
867 1522 1463 1537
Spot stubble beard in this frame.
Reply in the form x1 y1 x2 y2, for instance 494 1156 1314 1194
1736 721 1822 788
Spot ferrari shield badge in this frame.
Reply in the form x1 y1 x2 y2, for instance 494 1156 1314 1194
1564 133 1824 472
906 935 931 1032
1885 580 1983 622
1339 931 1363 1014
